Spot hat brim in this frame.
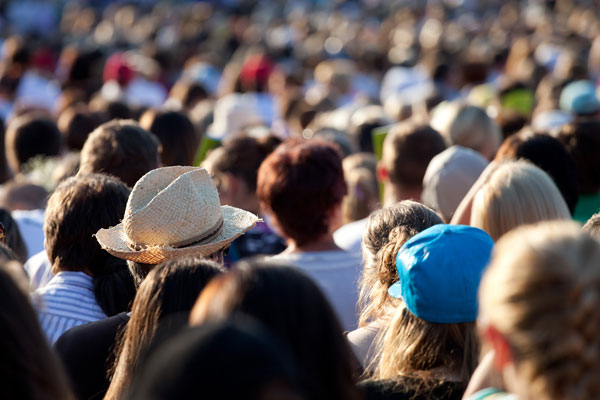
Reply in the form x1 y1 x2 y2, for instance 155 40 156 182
96 206 260 264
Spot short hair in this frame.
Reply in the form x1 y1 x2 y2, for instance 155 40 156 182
0 181 48 211
44 174 130 275
480 221 600 399
495 131 579 214
5 115 61 172
381 122 446 189
79 120 160 187
257 139 346 246
471 161 571 241
57 104 99 151
449 105 501 159
139 110 199 166
169 79 209 109
557 119 600 194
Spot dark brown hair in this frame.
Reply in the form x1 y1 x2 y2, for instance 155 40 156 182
257 139 347 245
381 122 446 188
557 119 600 195
191 261 363 400
79 119 160 187
140 110 199 166
57 104 100 151
44 173 130 275
5 114 62 172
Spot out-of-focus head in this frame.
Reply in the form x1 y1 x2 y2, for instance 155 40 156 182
129 320 304 400
421 145 489 222
5 114 62 173
57 104 100 151
448 105 502 160
557 119 600 195
257 139 346 245
44 173 130 275
79 119 161 187
495 131 579 214
0 181 47 211
480 221 600 399
471 160 571 241
139 109 199 167
341 153 379 224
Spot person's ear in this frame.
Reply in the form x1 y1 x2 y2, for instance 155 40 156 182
484 324 513 370
377 161 388 183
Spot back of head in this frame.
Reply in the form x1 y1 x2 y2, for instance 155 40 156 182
44 173 130 275
257 139 347 246
471 160 571 241
79 119 160 187
129 320 303 400
448 105 501 160
0 207 27 263
191 261 361 400
480 221 600 399
57 104 99 151
582 212 600 240
342 153 379 223
0 261 74 400
140 110 198 166
557 119 600 195
0 181 48 211
495 131 579 214
381 121 446 191
359 201 442 326
5 114 62 173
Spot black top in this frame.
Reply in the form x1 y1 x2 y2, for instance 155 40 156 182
54 312 130 400
360 377 466 400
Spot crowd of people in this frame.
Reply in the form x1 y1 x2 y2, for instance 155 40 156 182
2 0 600 399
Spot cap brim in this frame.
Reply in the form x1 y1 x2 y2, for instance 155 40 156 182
96 206 260 264
387 281 403 299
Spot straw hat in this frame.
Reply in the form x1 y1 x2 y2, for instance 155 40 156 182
96 166 259 264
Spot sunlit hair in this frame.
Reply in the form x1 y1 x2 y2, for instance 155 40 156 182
448 105 501 160
480 221 600 399
105 258 223 400
358 201 442 327
371 306 479 386
582 212 600 241
471 160 571 241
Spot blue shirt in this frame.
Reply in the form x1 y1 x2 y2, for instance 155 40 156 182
32 271 107 344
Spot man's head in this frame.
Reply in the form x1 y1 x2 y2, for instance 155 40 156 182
379 121 446 204
44 173 130 275
79 119 161 187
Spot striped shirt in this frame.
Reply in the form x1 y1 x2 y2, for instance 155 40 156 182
32 271 107 344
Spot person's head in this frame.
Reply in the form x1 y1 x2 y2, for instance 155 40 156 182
0 181 48 211
379 121 446 204
203 134 281 213
480 221 600 399
341 153 379 224
0 207 27 263
95 166 259 272
0 260 74 400
5 114 62 173
107 258 223 400
257 139 347 247
582 212 600 240
448 105 502 160
191 261 362 400
373 225 493 386
359 201 442 327
421 145 489 222
495 131 579 214
57 104 99 151
79 119 161 187
129 320 304 400
471 161 571 241
169 79 209 110
139 109 199 167
557 119 600 195
44 173 130 275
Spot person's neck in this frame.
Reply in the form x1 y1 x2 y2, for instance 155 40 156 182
384 183 422 206
285 235 341 253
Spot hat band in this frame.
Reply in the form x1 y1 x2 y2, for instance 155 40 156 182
127 215 225 251
171 215 225 248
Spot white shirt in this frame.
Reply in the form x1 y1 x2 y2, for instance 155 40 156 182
24 250 53 291
12 209 45 259
270 250 362 331
333 218 368 254
32 271 107 344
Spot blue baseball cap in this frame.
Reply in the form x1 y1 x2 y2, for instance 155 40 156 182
388 224 494 323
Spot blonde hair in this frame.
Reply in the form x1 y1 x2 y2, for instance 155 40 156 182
480 221 600 400
471 160 570 241
358 201 442 327
342 153 379 224
448 105 501 160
